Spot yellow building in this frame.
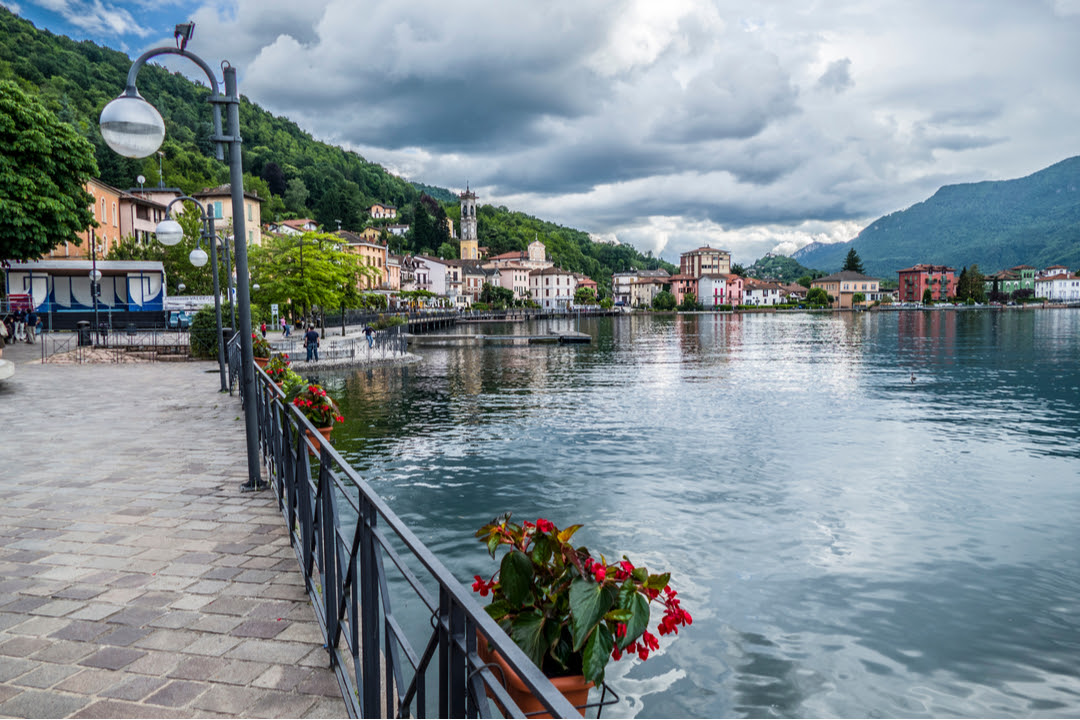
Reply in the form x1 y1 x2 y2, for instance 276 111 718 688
338 231 388 289
48 178 123 260
811 271 880 308
192 184 264 247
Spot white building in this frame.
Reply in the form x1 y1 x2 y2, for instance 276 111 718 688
741 278 784 306
488 262 531 300
698 274 743 307
1035 274 1080 302
529 266 577 310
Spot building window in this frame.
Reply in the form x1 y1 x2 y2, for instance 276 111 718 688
247 204 252 222
214 201 223 218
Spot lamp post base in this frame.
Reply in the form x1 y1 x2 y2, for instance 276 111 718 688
238 481 268 493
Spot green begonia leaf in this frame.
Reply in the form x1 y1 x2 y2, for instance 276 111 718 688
500 550 534 607
569 578 612 651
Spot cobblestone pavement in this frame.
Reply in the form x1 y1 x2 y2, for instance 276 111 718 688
0 344 347 718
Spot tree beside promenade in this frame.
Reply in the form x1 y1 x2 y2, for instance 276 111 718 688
0 80 97 262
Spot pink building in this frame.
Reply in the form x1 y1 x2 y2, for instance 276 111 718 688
698 274 743 307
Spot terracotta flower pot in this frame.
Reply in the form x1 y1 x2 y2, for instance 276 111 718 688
476 634 591 718
305 425 333 455
254 356 269 368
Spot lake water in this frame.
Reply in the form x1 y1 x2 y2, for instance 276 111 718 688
317 310 1080 718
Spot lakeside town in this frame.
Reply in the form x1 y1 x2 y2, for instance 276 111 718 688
5 177 1080 329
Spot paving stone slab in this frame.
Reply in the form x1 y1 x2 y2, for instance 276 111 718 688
144 679 210 707
71 698 194 719
100 673 169 701
78 646 147 671
0 688 90 718
8 662 81 689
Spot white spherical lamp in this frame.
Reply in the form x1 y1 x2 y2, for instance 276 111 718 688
99 90 166 159
155 219 184 246
189 247 208 267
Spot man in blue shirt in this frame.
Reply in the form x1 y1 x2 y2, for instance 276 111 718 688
304 326 319 361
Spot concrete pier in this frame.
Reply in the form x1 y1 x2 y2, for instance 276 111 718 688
0 340 346 718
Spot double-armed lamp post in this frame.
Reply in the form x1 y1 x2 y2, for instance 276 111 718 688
100 23 262 490
155 195 227 391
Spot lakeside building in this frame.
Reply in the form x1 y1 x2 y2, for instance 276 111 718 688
984 269 1021 297
386 255 401 291
811 271 880 309
337 231 388 289
628 277 666 307
778 282 808 302
46 178 123 260
388 224 410 237
1040 265 1070 278
612 269 669 306
742 278 785 306
667 274 697 306
486 262 531 300
680 246 731 278
192 184 263 247
529 266 578 310
1035 273 1080 302
698 274 743 307
897 264 957 303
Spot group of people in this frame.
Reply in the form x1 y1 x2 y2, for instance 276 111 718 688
1 309 41 346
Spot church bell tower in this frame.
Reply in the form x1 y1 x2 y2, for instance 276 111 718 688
459 187 478 260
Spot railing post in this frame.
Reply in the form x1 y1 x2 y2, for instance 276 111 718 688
320 449 339 653
359 496 380 717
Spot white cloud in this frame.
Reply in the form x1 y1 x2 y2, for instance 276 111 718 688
36 0 1080 266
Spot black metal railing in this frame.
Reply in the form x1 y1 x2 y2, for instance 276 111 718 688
39 329 191 364
271 326 408 361
251 369 581 719
227 331 242 396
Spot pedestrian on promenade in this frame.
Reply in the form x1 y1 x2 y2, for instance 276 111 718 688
13 309 25 342
363 325 374 349
280 317 287 336
25 310 38 344
304 325 320 362
260 321 267 338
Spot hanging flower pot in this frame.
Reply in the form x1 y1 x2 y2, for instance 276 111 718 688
476 633 591 718
305 425 334 455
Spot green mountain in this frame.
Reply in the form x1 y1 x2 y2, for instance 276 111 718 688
793 156 1080 277
0 7 659 289
746 254 823 283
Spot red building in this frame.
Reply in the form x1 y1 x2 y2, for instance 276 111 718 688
897 264 957 302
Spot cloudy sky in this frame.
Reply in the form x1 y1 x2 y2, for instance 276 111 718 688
9 0 1080 264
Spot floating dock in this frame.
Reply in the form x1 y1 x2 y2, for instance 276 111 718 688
406 331 591 346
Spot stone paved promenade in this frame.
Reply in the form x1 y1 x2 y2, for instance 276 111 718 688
0 340 347 718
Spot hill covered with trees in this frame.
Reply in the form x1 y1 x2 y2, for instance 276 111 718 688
793 156 1080 277
0 7 663 292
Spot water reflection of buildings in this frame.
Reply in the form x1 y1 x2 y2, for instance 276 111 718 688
896 310 959 368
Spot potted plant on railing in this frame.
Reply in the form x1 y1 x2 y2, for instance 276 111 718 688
252 332 271 367
265 353 290 387
472 514 691 716
287 383 344 454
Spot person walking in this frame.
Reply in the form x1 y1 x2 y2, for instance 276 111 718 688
13 309 25 342
260 321 267 339
363 325 375 349
280 317 288 336
304 325 320 362
25 310 39 344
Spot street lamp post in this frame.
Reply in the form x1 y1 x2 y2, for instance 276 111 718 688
100 24 263 490
156 195 227 391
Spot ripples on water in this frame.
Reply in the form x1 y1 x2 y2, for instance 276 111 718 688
315 310 1080 718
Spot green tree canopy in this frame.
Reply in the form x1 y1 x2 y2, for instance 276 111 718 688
248 232 377 315
652 290 676 311
806 287 830 306
842 248 865 274
0 79 97 261
574 286 597 305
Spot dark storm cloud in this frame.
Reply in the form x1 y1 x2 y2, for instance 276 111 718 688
137 0 1080 260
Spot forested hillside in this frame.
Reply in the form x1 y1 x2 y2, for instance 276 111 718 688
793 156 1080 276
0 7 663 290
